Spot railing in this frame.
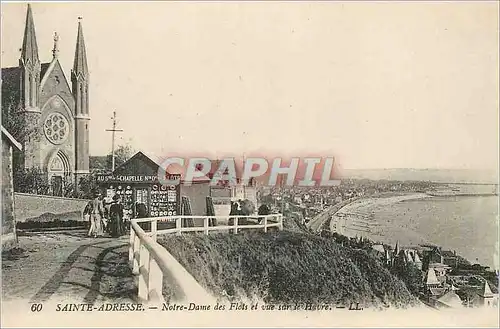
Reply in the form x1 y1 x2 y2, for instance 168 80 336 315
128 214 283 304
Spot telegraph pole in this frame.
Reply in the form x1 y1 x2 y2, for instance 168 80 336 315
281 175 285 214
106 111 123 172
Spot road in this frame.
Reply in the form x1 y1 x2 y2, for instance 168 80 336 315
305 198 359 233
2 231 136 305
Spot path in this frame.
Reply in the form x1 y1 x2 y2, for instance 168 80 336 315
2 230 137 305
306 198 359 233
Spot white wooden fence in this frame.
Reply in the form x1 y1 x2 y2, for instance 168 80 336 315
128 214 283 303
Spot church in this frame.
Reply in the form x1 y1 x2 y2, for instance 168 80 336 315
1 4 90 196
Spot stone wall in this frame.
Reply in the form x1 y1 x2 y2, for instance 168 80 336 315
14 192 90 222
2 139 16 247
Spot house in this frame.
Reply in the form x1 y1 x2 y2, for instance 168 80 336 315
436 290 463 308
423 247 444 270
476 281 498 307
425 268 441 288
442 250 459 268
2 126 22 248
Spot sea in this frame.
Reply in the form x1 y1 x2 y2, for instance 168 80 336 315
370 195 499 270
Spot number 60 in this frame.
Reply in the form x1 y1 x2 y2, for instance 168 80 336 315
30 303 43 312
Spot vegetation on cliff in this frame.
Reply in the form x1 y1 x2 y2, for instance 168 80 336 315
158 231 418 308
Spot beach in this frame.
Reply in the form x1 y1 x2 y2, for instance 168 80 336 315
331 193 499 269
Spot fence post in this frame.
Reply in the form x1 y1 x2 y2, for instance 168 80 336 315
233 217 238 234
263 216 267 233
138 244 150 301
148 255 163 304
129 227 135 267
151 219 157 242
133 234 140 275
278 214 284 231
176 217 182 236
204 217 209 235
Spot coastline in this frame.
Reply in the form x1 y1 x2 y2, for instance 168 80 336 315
330 192 498 270
333 192 432 215
329 192 435 247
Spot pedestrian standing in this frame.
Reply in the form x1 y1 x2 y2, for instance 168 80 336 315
84 201 94 237
89 192 105 237
109 194 124 238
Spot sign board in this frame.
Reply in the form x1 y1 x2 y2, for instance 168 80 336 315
150 183 180 217
96 174 180 184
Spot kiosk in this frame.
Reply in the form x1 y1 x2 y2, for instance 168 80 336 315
96 152 181 219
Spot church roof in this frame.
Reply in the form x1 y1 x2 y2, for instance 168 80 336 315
1 62 51 109
41 62 51 78
21 4 39 65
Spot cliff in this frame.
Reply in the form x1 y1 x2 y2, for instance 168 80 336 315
158 231 419 308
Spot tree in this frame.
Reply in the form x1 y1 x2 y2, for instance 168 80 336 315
76 173 99 199
13 167 50 195
63 176 76 198
89 156 108 172
1 95 39 146
393 264 422 296
106 143 135 170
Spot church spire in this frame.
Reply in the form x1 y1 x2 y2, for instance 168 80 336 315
72 17 91 187
73 17 88 78
20 4 39 65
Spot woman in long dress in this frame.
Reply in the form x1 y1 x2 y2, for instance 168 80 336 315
84 201 94 237
109 194 124 238
89 193 105 238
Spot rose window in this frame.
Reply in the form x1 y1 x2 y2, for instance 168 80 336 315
44 113 69 144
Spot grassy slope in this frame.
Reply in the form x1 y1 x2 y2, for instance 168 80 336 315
159 230 418 308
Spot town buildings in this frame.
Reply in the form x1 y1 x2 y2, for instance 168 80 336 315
381 242 499 309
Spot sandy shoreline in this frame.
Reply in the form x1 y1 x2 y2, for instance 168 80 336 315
334 192 432 215
331 192 436 247
330 192 498 270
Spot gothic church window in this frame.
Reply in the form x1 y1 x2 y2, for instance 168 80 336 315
44 113 69 145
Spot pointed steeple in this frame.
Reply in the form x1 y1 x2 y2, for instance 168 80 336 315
394 241 400 256
480 281 494 298
20 4 39 65
73 18 88 78
72 17 91 178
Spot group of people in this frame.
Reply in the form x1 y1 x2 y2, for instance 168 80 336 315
83 192 126 238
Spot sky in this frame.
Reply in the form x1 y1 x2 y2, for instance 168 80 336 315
1 1 498 170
